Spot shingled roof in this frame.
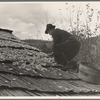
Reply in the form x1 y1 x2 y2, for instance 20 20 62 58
0 28 100 96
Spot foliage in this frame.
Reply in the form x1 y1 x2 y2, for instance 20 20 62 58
62 3 100 65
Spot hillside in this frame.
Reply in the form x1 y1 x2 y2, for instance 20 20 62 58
23 39 53 53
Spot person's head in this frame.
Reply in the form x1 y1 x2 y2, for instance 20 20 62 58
45 24 55 35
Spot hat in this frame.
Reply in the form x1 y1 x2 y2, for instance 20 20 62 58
45 24 55 34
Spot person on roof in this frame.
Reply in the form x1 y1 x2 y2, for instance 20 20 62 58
45 24 80 68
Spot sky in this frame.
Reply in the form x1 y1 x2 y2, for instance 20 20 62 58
0 2 100 40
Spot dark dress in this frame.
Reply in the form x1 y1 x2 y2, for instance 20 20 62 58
51 28 80 65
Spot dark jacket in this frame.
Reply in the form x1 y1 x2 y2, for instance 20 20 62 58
51 28 79 48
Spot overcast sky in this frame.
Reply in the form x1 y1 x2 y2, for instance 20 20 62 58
0 2 100 40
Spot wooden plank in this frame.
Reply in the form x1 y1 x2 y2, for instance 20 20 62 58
33 92 43 96
0 89 6 96
23 77 59 91
78 70 100 84
23 77 73 92
73 80 100 92
0 75 11 87
19 76 90 93
66 80 94 93
20 77 44 91
68 71 79 79
60 71 78 79
0 73 60 92
0 74 24 88
49 80 92 93
6 89 30 96
6 63 22 74
46 68 66 79
21 69 39 76
0 89 13 96
0 63 9 72
39 69 56 78
15 76 35 90
6 63 33 76
1 73 34 89
0 73 17 81
57 80 81 93
52 80 74 91
31 68 51 78
1 63 15 73
79 62 100 77
46 67 66 79
0 74 38 96
17 76 36 90
0 77 7 86
25 90 37 96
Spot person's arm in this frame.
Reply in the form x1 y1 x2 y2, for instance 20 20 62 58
52 30 61 46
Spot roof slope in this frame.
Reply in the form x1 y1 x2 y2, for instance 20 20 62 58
0 28 100 96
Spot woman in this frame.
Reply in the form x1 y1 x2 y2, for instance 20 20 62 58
45 24 80 68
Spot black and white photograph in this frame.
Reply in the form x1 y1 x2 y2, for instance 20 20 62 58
0 1 100 98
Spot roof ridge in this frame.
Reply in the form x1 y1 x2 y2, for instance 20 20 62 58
0 28 13 33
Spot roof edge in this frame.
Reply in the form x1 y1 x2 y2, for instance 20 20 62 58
0 28 13 33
